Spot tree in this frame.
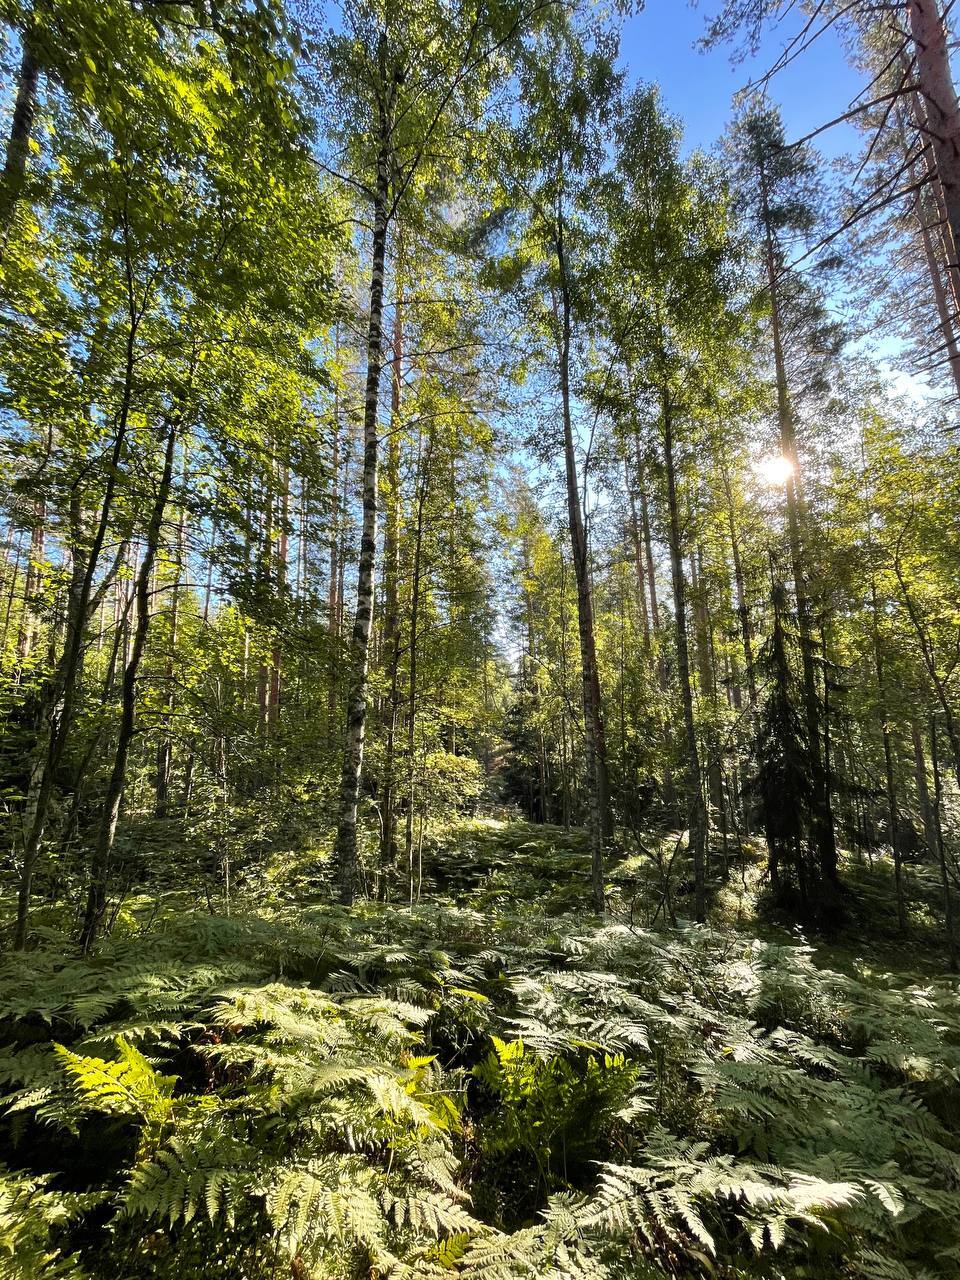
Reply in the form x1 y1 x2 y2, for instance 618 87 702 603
314 0 536 904
497 19 621 911
600 87 751 920
731 102 842 899
4 1 340 947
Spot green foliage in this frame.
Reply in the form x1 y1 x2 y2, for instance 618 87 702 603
0 1168 90 1280
1 0 960 1275
2 825 960 1277
473 1035 639 1210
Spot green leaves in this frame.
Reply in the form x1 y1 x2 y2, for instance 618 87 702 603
0 1168 89 1280
54 1037 177 1122
2 867 960 1276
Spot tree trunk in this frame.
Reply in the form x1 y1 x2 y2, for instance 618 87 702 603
909 0 960 289
155 446 188 819
14 295 139 950
661 394 706 922
760 164 838 886
15 505 45 671
332 121 391 905
79 420 177 951
405 426 433 894
524 573 549 824
257 453 275 736
636 449 667 691
0 37 40 247
930 714 958 971
379 294 403 895
639 485 660 634
912 719 936 855
906 76 960 327
328 364 341 720
871 577 906 930
721 463 757 704
268 461 289 727
691 547 723 820
624 457 651 653
558 552 573 829
916 180 960 396
555 219 609 913
329 398 340 634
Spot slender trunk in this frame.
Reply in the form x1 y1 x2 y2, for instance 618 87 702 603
638 465 668 692
15 505 45 671
661 395 706 921
14 289 139 949
296 474 307 601
333 117 392 904
333 435 350 706
405 428 432 888
525 576 548 823
691 547 723 818
183 485 215 808
337 440 349 630
481 627 492 779
257 453 275 735
379 293 403 894
155 446 188 819
202 502 218 624
930 714 958 971
879 693 906 932
79 419 177 951
558 553 573 830
268 462 289 727
870 554 906 929
0 533 21 663
689 552 712 695
721 464 757 703
328 391 351 734
0 38 40 248
329 391 341 633
639 486 660 633
912 719 936 855
624 457 651 653
555 219 609 911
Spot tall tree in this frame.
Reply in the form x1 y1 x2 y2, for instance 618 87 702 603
316 0 534 904
601 87 750 920
501 22 620 910
732 103 842 897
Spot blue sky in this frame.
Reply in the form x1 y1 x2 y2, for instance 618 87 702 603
619 1 866 160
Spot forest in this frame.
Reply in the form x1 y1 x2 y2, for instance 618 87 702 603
4 0 960 1276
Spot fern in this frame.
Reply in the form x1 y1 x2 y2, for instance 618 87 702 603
0 1168 91 1280
4 843 960 1278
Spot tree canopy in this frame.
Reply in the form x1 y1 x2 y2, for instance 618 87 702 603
4 2 960 1278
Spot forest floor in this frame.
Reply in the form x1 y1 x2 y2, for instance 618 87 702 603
426 814 953 977
3 817 960 1279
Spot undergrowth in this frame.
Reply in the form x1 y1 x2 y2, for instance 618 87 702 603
2 819 960 1278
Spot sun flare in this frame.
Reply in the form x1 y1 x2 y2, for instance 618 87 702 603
756 454 795 487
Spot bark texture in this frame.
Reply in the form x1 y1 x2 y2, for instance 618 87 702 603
332 114 392 905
